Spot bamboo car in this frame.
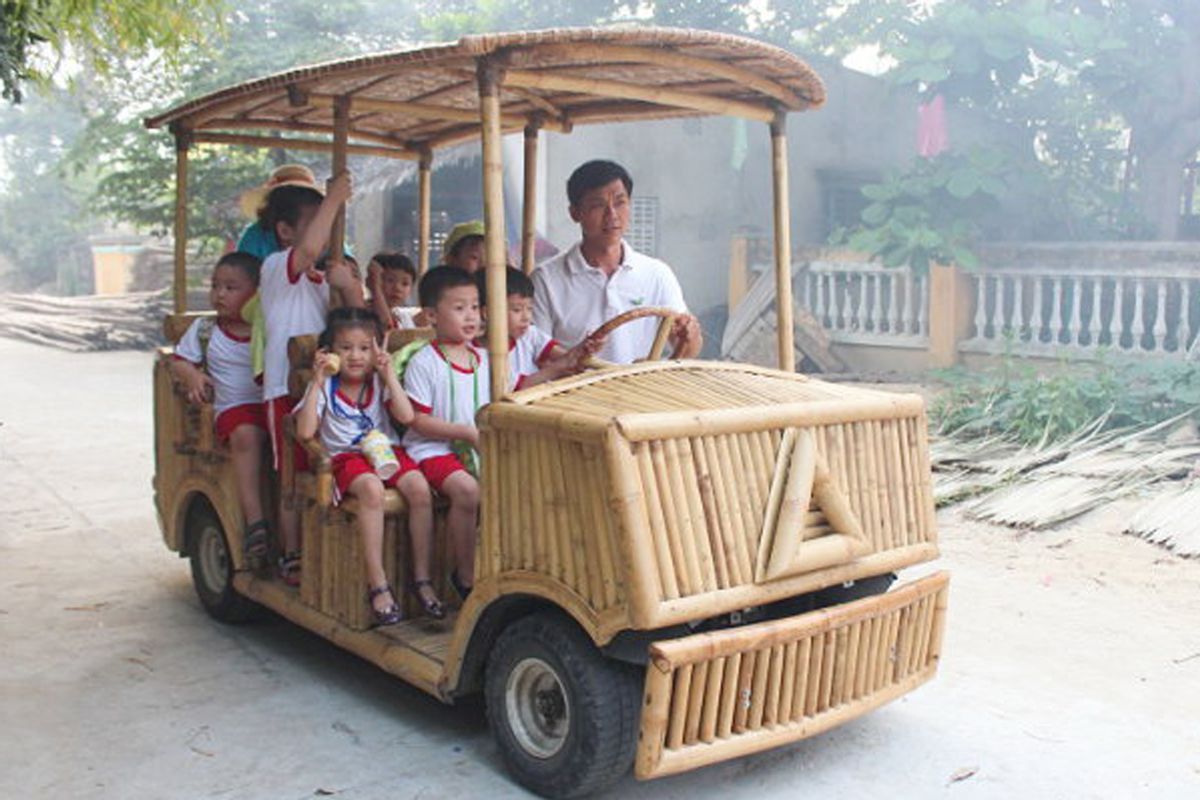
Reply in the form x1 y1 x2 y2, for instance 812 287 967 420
146 28 949 798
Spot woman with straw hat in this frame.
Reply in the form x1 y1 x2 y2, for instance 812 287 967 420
235 164 326 260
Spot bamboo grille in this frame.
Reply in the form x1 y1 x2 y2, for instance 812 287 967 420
629 417 934 601
637 571 949 778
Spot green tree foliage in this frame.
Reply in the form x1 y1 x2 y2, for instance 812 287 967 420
0 89 93 290
834 147 1012 273
0 0 222 103
841 0 1200 268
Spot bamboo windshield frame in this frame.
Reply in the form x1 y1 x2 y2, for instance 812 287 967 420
159 29 824 388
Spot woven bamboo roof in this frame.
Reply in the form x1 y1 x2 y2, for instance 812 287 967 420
144 27 825 160
508 362 911 418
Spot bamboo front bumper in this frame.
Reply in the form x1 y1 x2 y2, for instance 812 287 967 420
635 571 950 779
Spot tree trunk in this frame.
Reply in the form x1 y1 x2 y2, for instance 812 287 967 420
1134 123 1200 240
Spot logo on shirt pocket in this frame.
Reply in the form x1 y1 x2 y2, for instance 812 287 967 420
630 296 645 306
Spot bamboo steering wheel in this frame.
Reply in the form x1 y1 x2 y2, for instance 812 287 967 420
589 306 680 362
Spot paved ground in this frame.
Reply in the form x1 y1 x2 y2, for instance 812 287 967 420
1 336 1198 799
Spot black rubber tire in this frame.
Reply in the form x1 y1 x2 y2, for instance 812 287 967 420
187 504 255 623
485 612 641 799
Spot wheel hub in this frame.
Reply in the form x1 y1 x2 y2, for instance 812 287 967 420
506 657 571 759
197 524 229 594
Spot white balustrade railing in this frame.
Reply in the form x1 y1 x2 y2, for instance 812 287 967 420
961 269 1198 357
796 261 929 349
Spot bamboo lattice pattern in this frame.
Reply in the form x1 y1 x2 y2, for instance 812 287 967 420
637 572 949 778
479 430 623 612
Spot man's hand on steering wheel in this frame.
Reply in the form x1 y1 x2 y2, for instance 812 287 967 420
670 313 703 359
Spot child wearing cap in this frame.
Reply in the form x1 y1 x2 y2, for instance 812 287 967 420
440 220 485 273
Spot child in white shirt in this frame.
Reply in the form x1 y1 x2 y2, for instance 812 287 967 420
367 251 423 330
259 170 364 585
475 266 597 391
401 267 489 598
295 307 441 624
170 252 271 564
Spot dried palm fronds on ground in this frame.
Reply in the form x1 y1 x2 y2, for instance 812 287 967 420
933 413 1200 536
1125 484 1200 557
0 291 169 351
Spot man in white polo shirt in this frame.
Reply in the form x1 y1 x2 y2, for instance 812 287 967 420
533 160 702 363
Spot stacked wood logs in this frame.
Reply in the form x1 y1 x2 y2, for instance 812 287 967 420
0 290 170 351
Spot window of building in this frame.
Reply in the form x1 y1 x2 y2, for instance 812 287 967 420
628 196 659 257
816 169 878 239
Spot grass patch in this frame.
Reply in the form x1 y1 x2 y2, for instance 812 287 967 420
930 355 1200 446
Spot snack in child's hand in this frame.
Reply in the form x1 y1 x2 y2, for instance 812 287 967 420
324 353 341 374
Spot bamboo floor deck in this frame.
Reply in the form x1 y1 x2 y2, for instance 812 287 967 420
234 571 455 698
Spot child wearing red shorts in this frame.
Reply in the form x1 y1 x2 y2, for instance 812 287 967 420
170 252 272 565
294 307 440 625
401 266 490 600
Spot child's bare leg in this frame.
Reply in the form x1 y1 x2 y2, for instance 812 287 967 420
229 425 267 523
397 471 436 604
440 471 480 587
278 499 300 552
347 473 393 611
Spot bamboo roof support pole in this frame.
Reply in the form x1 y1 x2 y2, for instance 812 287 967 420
478 58 510 401
417 148 433 275
521 121 540 274
770 111 796 372
329 95 351 262
172 129 190 314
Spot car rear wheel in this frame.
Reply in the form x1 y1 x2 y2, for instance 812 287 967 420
485 612 641 799
188 504 255 623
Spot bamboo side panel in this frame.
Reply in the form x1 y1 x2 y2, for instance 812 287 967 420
636 572 950 779
630 417 935 602
306 504 404 631
478 429 623 614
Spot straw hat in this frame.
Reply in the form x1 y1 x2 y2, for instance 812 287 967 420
239 164 324 218
442 219 486 261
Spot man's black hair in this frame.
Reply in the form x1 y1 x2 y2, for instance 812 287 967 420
418 265 476 308
217 251 262 286
257 184 323 236
318 306 383 350
567 159 633 207
373 251 417 280
475 266 534 307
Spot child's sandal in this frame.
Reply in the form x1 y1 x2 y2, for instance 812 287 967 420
408 579 446 620
243 519 270 563
367 583 403 626
449 570 473 601
277 551 302 587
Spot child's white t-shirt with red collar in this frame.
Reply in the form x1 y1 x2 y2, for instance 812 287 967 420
260 248 330 401
510 324 558 390
174 318 260 414
401 341 490 463
295 373 399 456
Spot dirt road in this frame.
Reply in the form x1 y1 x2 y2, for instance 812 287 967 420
1 337 1197 799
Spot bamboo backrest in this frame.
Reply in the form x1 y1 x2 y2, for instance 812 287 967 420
162 311 216 344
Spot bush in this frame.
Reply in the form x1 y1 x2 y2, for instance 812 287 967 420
931 355 1200 445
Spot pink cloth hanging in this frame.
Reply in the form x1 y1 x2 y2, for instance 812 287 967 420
917 94 948 158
